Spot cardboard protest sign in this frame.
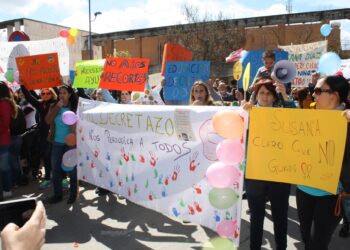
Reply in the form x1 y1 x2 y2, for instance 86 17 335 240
77 99 247 247
340 59 350 79
246 107 347 194
99 58 150 91
161 43 193 76
164 61 211 105
237 50 288 89
73 59 105 88
16 53 61 90
0 37 69 77
279 41 327 87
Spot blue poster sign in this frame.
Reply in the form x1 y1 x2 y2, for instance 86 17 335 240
164 61 211 105
238 50 288 88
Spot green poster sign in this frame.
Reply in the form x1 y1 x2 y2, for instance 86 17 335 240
73 59 105 88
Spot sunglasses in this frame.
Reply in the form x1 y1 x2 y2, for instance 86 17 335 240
41 92 51 95
314 87 334 95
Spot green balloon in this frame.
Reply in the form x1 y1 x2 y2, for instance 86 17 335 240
209 188 239 209
202 237 237 250
5 70 14 83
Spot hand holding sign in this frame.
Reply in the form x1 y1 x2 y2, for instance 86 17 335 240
99 58 150 92
15 53 61 90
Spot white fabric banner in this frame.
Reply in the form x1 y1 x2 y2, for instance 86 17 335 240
340 59 350 79
77 99 247 246
0 37 69 76
279 41 327 87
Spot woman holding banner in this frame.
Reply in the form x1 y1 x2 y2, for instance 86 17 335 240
243 77 296 250
45 84 78 204
296 75 350 250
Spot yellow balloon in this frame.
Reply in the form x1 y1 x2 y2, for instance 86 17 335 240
212 110 244 139
233 61 242 81
243 62 250 92
69 36 76 45
69 28 79 37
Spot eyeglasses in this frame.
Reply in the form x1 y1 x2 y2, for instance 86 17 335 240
314 87 334 95
41 92 51 95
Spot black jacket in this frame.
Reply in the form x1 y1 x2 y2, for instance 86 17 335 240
340 123 350 193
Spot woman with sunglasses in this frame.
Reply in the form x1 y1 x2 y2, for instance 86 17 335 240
20 84 57 188
243 78 296 250
296 75 350 250
45 85 78 204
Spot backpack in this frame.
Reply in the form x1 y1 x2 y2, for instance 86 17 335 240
10 105 27 136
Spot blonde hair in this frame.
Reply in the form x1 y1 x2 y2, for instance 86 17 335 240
41 88 57 100
189 81 214 105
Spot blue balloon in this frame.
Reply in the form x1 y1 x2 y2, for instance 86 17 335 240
318 52 341 75
320 24 332 37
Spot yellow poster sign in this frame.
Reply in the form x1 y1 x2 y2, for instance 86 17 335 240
246 107 347 194
233 61 243 80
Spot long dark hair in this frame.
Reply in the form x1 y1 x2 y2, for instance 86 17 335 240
57 84 78 112
0 81 17 118
325 75 350 109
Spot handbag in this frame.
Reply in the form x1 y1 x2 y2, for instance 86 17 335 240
335 191 350 221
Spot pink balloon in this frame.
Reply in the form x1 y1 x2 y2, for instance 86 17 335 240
217 220 238 238
216 139 244 165
59 29 69 38
206 162 241 188
62 111 77 125
62 149 77 167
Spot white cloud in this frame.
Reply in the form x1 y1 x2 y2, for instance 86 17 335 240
1 0 349 45
59 0 287 33
0 0 86 17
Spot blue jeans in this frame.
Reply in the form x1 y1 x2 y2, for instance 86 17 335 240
9 135 22 185
51 142 77 198
0 145 12 193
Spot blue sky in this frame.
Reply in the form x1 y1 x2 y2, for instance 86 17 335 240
0 0 349 45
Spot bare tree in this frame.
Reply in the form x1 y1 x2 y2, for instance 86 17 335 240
166 4 246 75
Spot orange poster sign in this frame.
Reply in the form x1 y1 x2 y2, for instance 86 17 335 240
16 53 61 90
161 43 193 76
99 58 150 91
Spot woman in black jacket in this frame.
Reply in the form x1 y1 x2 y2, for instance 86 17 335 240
20 85 57 188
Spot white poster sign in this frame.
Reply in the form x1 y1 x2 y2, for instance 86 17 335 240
77 99 247 246
0 37 69 76
340 59 350 79
279 41 327 87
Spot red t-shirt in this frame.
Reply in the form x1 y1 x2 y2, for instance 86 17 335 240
0 100 12 146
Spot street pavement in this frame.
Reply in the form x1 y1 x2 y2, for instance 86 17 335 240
6 181 350 250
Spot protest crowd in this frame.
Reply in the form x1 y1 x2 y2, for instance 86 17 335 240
0 30 350 250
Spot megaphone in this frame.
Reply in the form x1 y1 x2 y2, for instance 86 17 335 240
271 60 297 83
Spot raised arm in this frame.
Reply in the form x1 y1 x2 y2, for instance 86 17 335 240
207 79 223 102
101 89 118 103
20 85 41 110
45 101 62 125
